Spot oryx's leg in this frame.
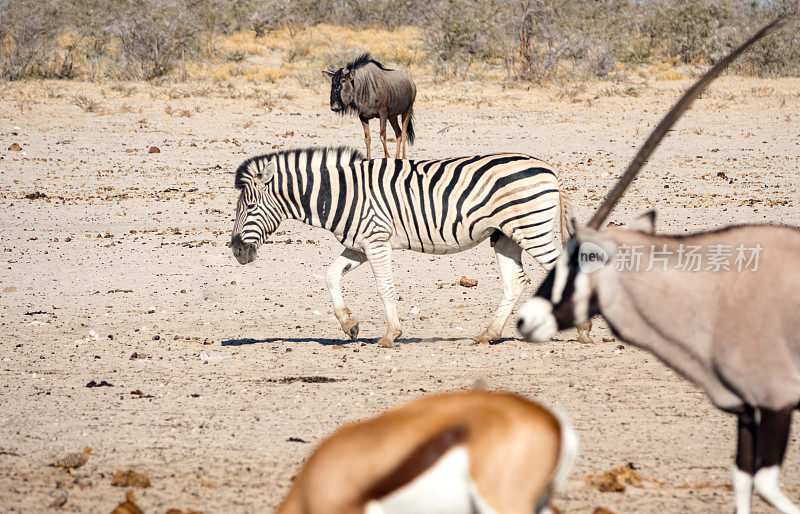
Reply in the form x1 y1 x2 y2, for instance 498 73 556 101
400 108 412 158
733 407 757 514
361 117 372 160
475 234 527 345
752 408 798 514
326 248 367 340
379 114 390 158
389 116 402 159
364 241 401 348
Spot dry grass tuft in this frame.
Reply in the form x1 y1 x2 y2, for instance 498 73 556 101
586 463 649 493
111 469 151 488
73 94 104 113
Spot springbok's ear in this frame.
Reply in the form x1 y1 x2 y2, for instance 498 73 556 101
254 159 276 188
626 210 656 234
322 69 335 78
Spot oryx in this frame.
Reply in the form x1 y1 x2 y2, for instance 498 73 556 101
516 16 800 514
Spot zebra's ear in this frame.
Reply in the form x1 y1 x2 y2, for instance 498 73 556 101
254 159 276 188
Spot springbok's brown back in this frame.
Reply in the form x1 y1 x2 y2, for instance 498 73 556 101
276 391 574 514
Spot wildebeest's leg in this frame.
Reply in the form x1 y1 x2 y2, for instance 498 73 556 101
364 241 401 348
733 407 756 514
475 235 528 345
389 116 402 159
326 248 367 340
379 113 390 158
752 407 798 513
400 108 412 158
361 118 371 160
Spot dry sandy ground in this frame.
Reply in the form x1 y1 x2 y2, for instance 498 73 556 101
0 76 799 513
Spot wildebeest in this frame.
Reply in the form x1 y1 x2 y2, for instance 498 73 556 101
324 53 416 160
517 17 800 514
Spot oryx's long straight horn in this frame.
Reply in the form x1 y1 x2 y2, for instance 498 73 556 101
587 15 791 230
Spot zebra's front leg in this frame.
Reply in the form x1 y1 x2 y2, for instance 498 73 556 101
326 248 367 340
476 235 527 344
364 241 401 348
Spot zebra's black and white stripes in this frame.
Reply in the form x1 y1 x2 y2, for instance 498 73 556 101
231 146 574 347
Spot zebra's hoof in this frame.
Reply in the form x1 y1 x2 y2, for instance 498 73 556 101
378 337 395 348
474 333 496 345
347 324 359 340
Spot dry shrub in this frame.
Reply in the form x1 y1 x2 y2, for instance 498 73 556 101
0 0 798 83
422 0 504 79
586 462 648 493
110 491 143 514
0 0 61 79
73 94 104 113
110 1 201 80
111 469 152 488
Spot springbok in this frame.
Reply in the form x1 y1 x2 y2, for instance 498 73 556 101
516 16 800 514
276 390 577 514
324 53 416 160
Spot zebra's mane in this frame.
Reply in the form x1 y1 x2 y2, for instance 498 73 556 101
234 146 365 189
346 52 392 72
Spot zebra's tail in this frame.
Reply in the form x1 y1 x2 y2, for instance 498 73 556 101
405 109 415 145
557 176 576 246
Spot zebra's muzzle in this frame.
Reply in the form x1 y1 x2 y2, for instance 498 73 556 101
231 234 257 265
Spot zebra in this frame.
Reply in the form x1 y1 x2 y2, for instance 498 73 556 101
230 146 575 348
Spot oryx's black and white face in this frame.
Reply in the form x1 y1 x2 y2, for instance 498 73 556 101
518 214 656 342
518 228 617 342
230 158 284 265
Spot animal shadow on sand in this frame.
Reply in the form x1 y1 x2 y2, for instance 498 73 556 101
220 336 520 347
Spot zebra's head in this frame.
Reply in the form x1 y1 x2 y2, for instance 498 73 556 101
231 156 284 265
517 226 620 343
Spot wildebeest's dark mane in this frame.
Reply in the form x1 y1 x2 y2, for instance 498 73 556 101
234 146 365 189
346 52 392 72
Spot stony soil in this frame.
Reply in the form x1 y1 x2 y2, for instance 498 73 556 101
1 77 799 512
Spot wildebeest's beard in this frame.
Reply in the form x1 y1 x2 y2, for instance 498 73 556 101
328 70 358 116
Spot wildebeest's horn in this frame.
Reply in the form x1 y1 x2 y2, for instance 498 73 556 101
587 15 792 230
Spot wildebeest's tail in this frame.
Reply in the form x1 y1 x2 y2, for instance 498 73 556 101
406 109 415 145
